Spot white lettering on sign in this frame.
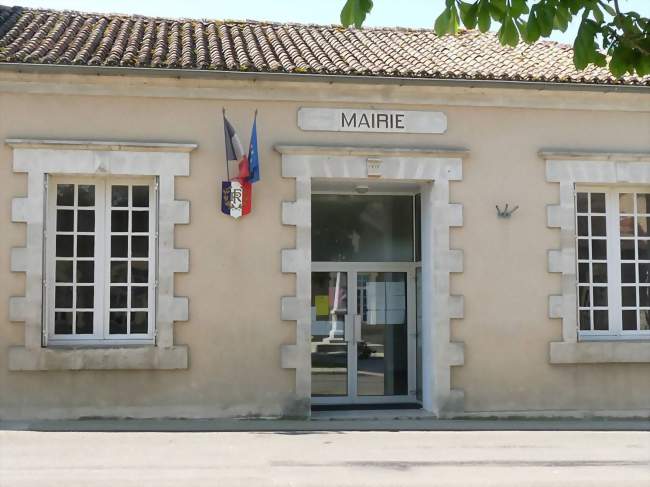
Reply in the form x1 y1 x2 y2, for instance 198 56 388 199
298 108 447 134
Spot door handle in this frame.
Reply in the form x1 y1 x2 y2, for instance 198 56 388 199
344 314 353 342
354 315 362 342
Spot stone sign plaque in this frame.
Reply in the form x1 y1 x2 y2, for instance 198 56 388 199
298 107 447 134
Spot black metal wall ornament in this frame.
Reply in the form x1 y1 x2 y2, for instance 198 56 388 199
496 204 519 218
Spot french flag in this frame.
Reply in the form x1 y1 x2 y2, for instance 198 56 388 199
223 114 251 217
223 114 251 182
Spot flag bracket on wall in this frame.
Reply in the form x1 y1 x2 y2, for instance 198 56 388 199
221 109 260 219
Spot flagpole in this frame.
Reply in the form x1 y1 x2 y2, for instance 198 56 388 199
222 108 230 181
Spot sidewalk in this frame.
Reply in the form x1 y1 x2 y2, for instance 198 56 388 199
1 427 648 487
2 415 649 432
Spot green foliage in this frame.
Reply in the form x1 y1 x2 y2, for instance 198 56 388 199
340 0 374 28
339 0 650 77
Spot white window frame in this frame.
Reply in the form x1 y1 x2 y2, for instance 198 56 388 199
544 151 650 365
575 185 650 341
8 139 194 371
45 176 158 346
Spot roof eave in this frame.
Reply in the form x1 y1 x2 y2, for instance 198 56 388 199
0 62 648 93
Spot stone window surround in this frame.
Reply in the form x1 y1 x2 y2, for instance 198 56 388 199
545 150 650 365
277 145 466 417
7 139 195 371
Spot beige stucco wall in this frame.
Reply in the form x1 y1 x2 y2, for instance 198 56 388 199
0 71 649 419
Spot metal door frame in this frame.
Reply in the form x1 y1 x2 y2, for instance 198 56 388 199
311 261 418 405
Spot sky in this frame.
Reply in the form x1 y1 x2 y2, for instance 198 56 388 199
5 0 650 45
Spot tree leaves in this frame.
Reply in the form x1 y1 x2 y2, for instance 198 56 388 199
340 0 650 78
434 1 461 36
340 0 373 28
573 19 606 70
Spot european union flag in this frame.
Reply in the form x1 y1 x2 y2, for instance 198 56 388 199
248 114 260 184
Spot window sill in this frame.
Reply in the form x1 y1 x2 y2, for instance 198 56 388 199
8 345 188 371
549 341 650 364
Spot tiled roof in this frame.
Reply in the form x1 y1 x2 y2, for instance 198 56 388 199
0 5 648 86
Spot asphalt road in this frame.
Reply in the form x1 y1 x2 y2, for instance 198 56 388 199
1 430 649 486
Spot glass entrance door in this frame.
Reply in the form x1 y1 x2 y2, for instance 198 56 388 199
311 271 349 397
356 272 409 397
310 192 420 405
311 265 416 405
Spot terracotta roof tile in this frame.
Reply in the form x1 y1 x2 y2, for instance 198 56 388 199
0 4 648 86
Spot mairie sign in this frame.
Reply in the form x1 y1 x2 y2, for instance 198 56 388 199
297 107 447 134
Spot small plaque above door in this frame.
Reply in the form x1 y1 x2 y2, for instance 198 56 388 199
367 158 382 177
298 108 447 134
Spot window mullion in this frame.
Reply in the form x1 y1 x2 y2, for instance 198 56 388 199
608 191 623 335
44 175 53 345
99 179 109 340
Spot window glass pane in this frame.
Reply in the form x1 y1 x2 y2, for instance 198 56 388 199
77 210 95 232
620 239 635 260
578 286 590 307
622 286 636 307
637 194 650 214
620 216 635 236
111 236 128 257
75 312 94 334
591 216 606 236
76 286 94 309
576 193 588 213
621 263 636 283
592 287 608 307
56 209 74 232
590 193 606 213
131 236 148 257
132 211 149 232
622 310 637 331
592 263 607 283
55 286 73 308
132 186 149 207
56 261 73 283
110 286 128 309
640 311 650 331
111 211 128 232
130 312 148 333
619 193 634 214
640 287 650 306
640 264 650 284
131 287 148 308
54 311 73 334
131 261 148 283
312 194 414 262
577 239 589 260
579 310 590 331
638 217 649 237
76 235 94 257
577 216 588 236
77 185 95 206
57 184 74 206
591 240 607 260
578 263 589 283
76 261 94 283
593 310 609 330
638 240 649 261
56 235 74 257
111 261 128 283
109 312 127 334
112 186 128 207
311 271 348 396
